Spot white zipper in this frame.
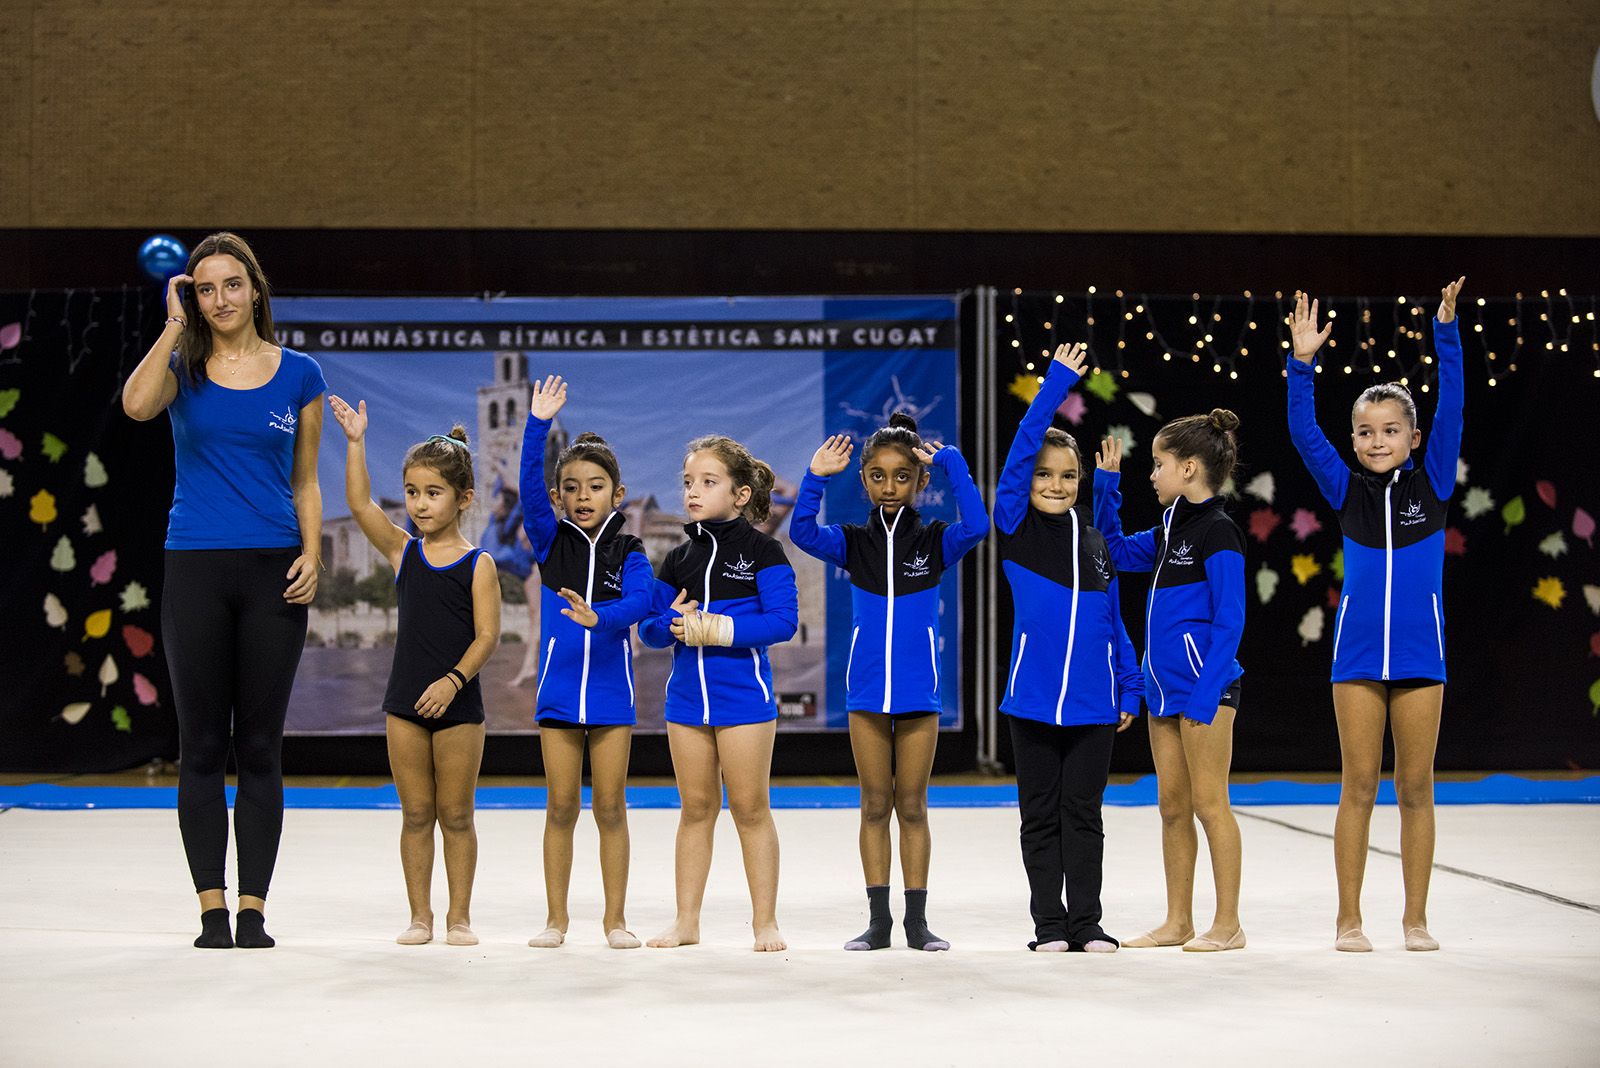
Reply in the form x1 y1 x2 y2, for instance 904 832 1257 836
845 626 860 690
1183 632 1205 678
751 649 769 702
926 627 939 696
559 514 616 725
1008 633 1028 697
1382 471 1397 680
880 508 903 714
698 524 717 726
1055 509 1081 725
1332 595 1350 662
1106 642 1116 711
1431 593 1444 661
534 637 556 702
622 639 635 705
1144 505 1175 716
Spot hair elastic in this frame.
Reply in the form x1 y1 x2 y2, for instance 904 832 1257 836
425 435 469 450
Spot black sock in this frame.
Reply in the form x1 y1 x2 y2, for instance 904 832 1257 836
234 908 275 949
844 885 892 950
903 889 949 951
194 908 233 949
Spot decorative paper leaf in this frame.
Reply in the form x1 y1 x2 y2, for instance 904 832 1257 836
0 428 20 459
1255 566 1279 605
122 624 154 658
1535 480 1557 509
1083 372 1120 403
64 652 85 677
1298 606 1325 646
1574 508 1595 548
1326 586 1342 608
119 581 150 612
1056 391 1086 426
1502 496 1526 534
1289 508 1323 541
1461 487 1494 519
84 452 108 488
99 654 119 696
1244 472 1275 504
0 322 19 350
1538 532 1568 559
1590 633 1600 658
89 549 117 586
1330 549 1345 582
49 536 76 572
1590 678 1600 716
1247 508 1280 543
0 467 11 498
40 432 67 463
132 673 159 707
111 706 132 733
1106 425 1136 455
1007 373 1042 405
81 504 101 535
1532 577 1565 610
1444 528 1466 556
1456 458 1469 486
60 702 92 725
29 489 57 529
43 593 67 629
1127 392 1158 418
1584 585 1600 616
0 387 17 416
83 608 111 640
1291 554 1322 585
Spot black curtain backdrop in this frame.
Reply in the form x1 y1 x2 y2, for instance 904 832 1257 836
2 276 1596 774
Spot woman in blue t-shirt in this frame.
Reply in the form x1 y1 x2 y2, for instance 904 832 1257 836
123 232 325 950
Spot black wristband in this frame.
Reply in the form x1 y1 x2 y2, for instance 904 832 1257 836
446 669 466 690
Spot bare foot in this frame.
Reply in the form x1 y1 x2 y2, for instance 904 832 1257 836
527 926 566 948
647 920 700 948
753 924 786 952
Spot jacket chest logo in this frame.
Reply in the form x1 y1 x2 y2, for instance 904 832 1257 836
1166 539 1195 567
1090 550 1111 583
902 551 931 579
602 567 623 592
719 554 757 583
268 407 297 435
1398 498 1427 527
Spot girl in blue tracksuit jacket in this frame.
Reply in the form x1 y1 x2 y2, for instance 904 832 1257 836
1286 279 1466 954
996 343 1144 954
519 375 654 951
638 434 798 953
1094 410 1247 953
791 411 988 953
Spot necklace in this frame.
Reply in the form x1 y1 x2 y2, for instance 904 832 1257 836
212 341 262 376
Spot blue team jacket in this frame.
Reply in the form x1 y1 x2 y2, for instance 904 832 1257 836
1287 316 1463 683
789 446 988 715
996 363 1143 727
521 415 654 726
638 516 799 726
1094 471 1245 725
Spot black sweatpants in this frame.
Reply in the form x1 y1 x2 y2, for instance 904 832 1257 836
1008 714 1117 945
162 549 308 897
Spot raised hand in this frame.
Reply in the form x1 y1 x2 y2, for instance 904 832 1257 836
667 588 700 642
165 273 194 321
327 394 368 442
529 374 568 420
557 587 598 628
1436 275 1466 324
911 441 946 465
1052 341 1088 376
809 434 855 477
1290 291 1333 365
1095 435 1122 473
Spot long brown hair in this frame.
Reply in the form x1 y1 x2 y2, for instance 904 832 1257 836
1156 409 1241 494
174 232 277 386
685 435 775 522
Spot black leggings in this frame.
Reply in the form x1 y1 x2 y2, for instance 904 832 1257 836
162 549 308 898
1008 714 1117 945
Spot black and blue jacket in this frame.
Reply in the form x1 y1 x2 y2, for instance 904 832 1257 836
1287 316 1463 684
1093 472 1245 725
996 363 1143 727
638 516 799 726
520 415 654 726
789 446 988 715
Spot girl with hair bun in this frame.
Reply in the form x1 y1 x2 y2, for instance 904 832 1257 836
791 408 988 951
329 395 501 949
638 433 799 952
1286 280 1465 953
519 375 656 950
1094 403 1248 952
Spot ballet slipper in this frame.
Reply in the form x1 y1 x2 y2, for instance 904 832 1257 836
1335 928 1373 953
1122 929 1193 948
606 928 642 949
1182 928 1246 952
445 923 479 946
527 927 565 948
395 922 432 946
1404 926 1439 952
